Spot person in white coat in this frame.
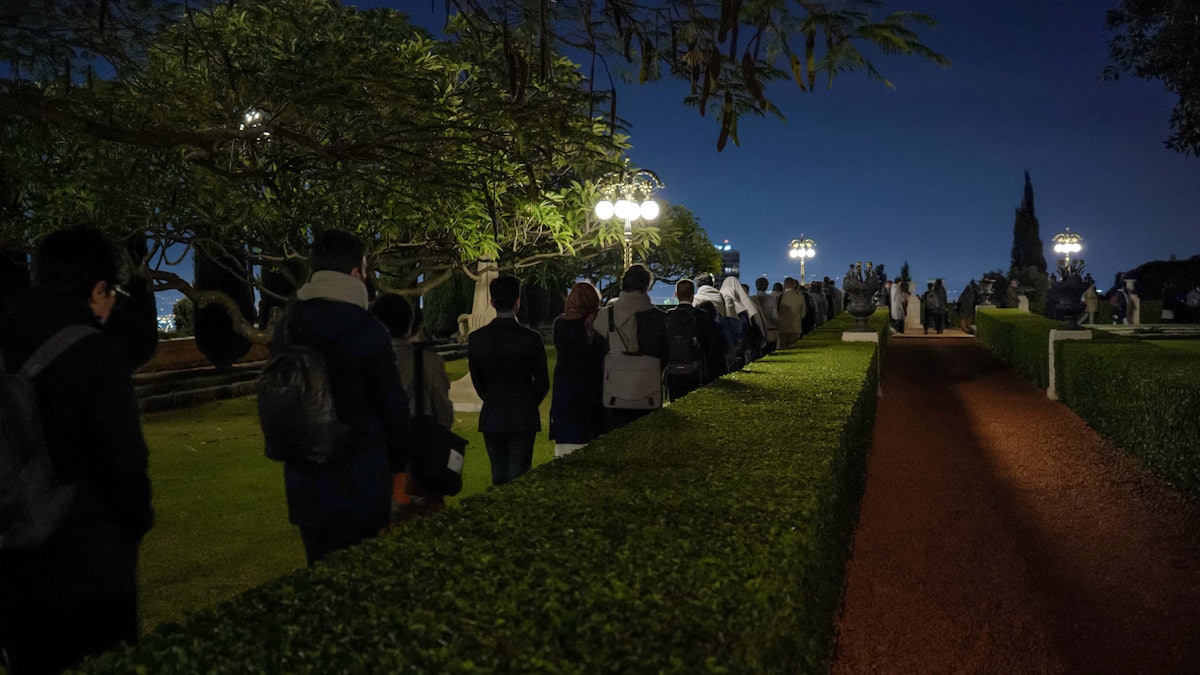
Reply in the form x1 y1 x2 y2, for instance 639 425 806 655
889 278 905 334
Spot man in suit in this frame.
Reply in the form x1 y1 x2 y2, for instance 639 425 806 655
468 275 550 485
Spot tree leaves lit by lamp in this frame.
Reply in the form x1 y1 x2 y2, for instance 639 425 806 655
594 161 664 269
788 236 816 284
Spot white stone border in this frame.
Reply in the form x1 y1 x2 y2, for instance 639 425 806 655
1047 329 1092 400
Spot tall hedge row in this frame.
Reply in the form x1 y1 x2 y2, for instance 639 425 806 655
975 308 1200 499
78 312 887 673
975 308 1060 388
1057 340 1200 498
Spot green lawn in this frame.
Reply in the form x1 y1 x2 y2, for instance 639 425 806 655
138 349 558 632
1147 339 1200 354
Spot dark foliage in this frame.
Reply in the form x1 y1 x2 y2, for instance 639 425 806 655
420 272 473 338
0 248 30 313
193 247 254 368
1106 0 1200 155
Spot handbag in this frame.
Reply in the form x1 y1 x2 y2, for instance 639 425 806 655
407 345 467 496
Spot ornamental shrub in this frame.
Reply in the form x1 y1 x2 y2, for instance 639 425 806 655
1057 339 1200 498
975 308 1061 388
79 311 887 673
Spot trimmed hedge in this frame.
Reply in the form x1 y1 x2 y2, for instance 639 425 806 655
974 308 1061 388
78 312 888 673
1057 339 1200 498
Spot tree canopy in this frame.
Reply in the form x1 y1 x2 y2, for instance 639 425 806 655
1105 0 1200 156
443 0 949 151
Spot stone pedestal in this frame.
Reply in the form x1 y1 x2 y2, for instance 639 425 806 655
1018 294 1029 312
448 372 484 412
904 282 922 330
1047 329 1092 400
455 260 499 342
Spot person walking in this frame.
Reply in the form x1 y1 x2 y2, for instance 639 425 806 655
0 227 154 673
468 275 550 485
548 282 605 458
271 230 410 567
1083 277 1098 324
889 278 906 334
369 293 453 519
930 279 948 334
594 264 668 431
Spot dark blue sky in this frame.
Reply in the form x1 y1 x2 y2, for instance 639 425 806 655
387 0 1199 299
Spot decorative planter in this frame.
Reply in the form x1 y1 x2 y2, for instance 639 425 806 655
843 262 881 332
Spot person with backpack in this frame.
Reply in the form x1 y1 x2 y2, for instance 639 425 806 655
664 279 717 402
0 227 154 673
593 264 668 431
267 230 410 567
468 275 550 485
369 293 453 519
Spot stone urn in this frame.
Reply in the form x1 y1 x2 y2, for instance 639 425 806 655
1051 264 1089 330
978 278 997 306
843 262 881 332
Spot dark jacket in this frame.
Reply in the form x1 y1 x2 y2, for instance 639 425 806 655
549 315 605 444
0 290 153 672
277 298 409 532
468 316 549 434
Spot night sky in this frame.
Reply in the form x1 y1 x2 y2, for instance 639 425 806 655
390 0 1199 300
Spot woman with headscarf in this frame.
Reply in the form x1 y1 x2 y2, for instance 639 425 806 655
720 276 768 367
548 281 605 457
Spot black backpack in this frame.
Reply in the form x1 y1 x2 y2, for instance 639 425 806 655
0 325 99 551
258 309 350 467
664 306 703 376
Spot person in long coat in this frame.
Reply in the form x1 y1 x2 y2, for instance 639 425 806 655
0 227 154 673
548 282 605 458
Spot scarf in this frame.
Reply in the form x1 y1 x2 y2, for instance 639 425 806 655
296 270 369 309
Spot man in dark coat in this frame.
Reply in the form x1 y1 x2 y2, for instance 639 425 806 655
274 230 409 566
468 275 550 486
0 227 154 673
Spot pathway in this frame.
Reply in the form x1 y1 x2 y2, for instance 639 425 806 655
833 335 1200 673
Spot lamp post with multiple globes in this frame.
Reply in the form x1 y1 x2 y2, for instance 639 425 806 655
788 237 816 284
593 162 663 269
1052 228 1083 271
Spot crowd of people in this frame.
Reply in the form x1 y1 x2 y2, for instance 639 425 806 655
546 265 845 457
1 231 852 672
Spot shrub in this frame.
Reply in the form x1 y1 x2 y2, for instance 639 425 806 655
79 310 886 673
1057 339 1200 498
172 297 194 336
975 308 1061 388
193 248 256 368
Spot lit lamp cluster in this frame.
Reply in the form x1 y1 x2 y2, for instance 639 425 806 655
788 237 816 284
593 163 663 269
1052 228 1083 270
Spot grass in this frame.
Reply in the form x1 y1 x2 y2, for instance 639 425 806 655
1146 339 1200 354
138 349 557 632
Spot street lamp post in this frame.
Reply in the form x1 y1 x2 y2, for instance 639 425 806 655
788 236 816 284
1052 228 1083 271
594 162 664 269
1050 228 1087 329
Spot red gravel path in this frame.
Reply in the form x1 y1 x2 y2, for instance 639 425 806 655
833 334 1200 674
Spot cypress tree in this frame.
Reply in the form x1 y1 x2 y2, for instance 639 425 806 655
1009 171 1050 313
1010 171 1047 274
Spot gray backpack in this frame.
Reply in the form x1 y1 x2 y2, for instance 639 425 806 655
0 325 99 551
